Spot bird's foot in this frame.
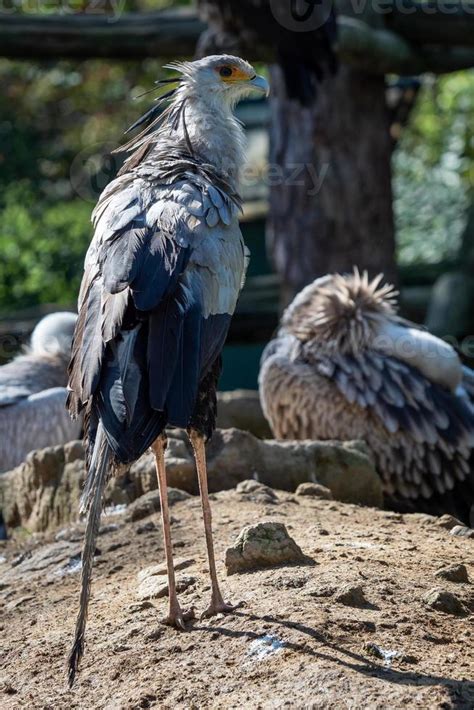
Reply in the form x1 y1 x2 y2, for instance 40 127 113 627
163 603 195 630
201 593 242 619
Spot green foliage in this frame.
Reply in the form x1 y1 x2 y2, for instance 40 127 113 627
1 36 473 312
394 71 474 265
0 57 172 313
0 183 91 312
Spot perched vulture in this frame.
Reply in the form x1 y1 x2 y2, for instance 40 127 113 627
66 56 268 685
0 312 80 474
197 0 337 104
259 271 474 525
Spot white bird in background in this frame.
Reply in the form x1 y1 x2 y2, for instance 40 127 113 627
0 312 81 473
260 271 474 525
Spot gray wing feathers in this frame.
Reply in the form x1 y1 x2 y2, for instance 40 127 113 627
68 172 245 416
329 350 474 447
0 388 82 473
0 355 67 407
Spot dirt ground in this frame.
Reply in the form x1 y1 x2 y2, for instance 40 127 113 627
1 488 473 710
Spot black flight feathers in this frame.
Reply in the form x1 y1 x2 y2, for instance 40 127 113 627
86 220 232 462
95 288 231 463
101 224 191 312
124 77 182 136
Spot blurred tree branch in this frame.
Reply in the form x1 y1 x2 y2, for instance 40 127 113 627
2 7 474 74
386 0 474 47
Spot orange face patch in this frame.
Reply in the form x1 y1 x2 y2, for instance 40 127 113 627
217 65 254 83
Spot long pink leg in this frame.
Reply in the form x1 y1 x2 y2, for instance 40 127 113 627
151 434 194 629
188 429 237 617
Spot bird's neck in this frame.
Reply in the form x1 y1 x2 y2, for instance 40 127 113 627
164 89 246 193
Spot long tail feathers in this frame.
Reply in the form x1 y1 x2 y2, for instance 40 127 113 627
68 423 111 688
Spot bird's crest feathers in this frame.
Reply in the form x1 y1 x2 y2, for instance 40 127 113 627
116 55 257 170
283 269 399 352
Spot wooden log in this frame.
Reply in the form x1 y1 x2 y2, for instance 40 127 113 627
338 17 474 74
2 9 474 74
0 9 206 60
386 0 474 47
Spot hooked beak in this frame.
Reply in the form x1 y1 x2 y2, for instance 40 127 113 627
249 74 270 97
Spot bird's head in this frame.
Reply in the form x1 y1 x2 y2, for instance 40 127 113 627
120 55 269 186
29 312 78 359
166 55 270 107
282 270 400 355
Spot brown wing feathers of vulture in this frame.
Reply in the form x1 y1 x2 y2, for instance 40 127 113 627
259 271 474 525
66 56 269 686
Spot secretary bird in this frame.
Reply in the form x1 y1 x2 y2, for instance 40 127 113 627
197 0 337 104
67 56 269 686
0 312 80 474
260 271 474 525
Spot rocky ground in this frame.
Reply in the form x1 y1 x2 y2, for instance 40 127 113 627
1 482 473 709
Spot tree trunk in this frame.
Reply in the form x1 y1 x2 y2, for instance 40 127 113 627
267 63 397 303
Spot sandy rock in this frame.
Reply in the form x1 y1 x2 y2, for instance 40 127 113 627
134 431 381 507
137 558 195 584
295 483 333 500
217 390 272 439
138 573 196 601
125 489 191 523
434 564 469 584
1 430 382 534
55 525 84 542
409 513 437 526
136 521 157 535
1 540 83 584
450 525 474 539
335 584 369 608
0 441 85 533
235 480 278 504
423 588 467 616
306 585 335 598
436 514 464 531
225 521 308 574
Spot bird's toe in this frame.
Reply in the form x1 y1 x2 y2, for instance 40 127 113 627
163 606 196 630
201 599 242 619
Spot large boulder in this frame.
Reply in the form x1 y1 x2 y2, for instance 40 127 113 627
127 430 381 506
217 390 272 439
0 429 382 534
0 441 85 533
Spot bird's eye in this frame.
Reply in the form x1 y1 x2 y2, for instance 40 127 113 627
219 66 233 78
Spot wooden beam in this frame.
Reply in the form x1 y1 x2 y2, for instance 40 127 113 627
386 0 474 47
0 9 206 60
338 16 474 75
1 8 474 74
